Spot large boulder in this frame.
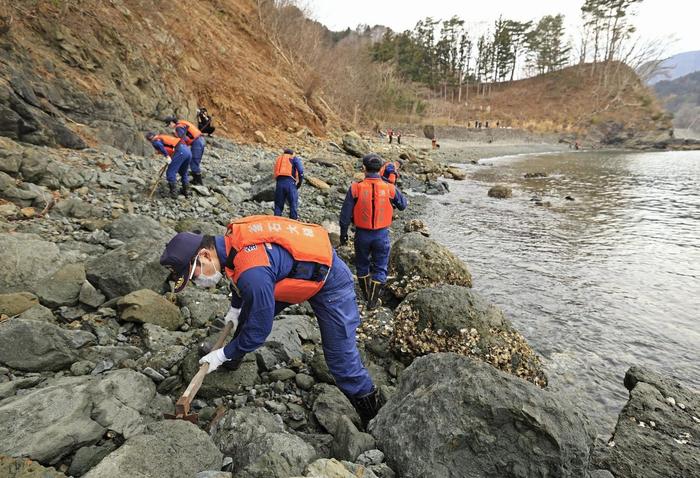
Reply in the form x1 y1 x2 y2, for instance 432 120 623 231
372 353 594 478
341 132 370 158
389 285 546 386
250 175 276 202
118 289 183 331
0 234 62 294
488 184 513 199
263 315 321 364
106 213 176 243
0 370 162 465
178 288 230 328
86 240 170 299
387 233 472 299
0 292 39 316
0 318 94 372
83 420 222 478
212 407 316 478
312 383 362 435
34 262 86 307
593 366 700 478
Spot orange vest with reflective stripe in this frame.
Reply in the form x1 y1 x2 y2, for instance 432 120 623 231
273 154 298 181
223 215 333 304
379 161 399 184
175 120 202 145
350 178 396 230
153 134 182 157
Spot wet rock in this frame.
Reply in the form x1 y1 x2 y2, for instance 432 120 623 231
0 456 65 478
488 184 512 198
390 285 546 386
0 318 91 371
35 262 85 307
387 232 472 299
593 366 700 478
0 370 161 464
331 415 376 461
83 420 222 478
118 289 183 331
86 239 170 299
372 353 594 478
0 233 62 294
79 280 106 308
341 132 370 158
524 172 548 178
445 166 466 180
312 383 361 435
0 292 38 316
403 218 430 236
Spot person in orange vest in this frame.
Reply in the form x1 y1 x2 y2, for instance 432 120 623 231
379 159 403 185
339 154 407 309
159 215 383 425
387 128 393 144
273 148 304 220
145 131 192 199
165 115 206 185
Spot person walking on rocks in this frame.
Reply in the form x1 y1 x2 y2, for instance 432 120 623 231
396 130 402 144
387 128 394 144
379 159 402 185
196 107 216 136
165 115 206 185
273 148 304 220
339 153 407 310
146 132 191 199
160 215 384 425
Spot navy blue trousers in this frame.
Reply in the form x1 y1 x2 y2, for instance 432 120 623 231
166 144 192 184
274 177 299 219
189 136 205 174
354 227 391 283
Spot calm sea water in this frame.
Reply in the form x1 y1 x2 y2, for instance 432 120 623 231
427 150 700 434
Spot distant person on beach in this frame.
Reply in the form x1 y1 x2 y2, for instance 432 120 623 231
431 137 437 149
197 108 216 136
396 130 402 144
387 128 394 144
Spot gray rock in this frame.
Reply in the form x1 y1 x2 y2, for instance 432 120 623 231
118 289 183 331
295 373 315 391
371 353 594 478
106 213 176 243
35 262 86 307
19 150 48 182
313 383 361 435
233 432 317 478
357 449 385 466
145 344 189 371
212 408 285 457
68 442 118 477
71 360 96 376
0 456 65 477
593 366 700 478
0 318 89 371
196 472 232 478
140 322 197 351
83 420 222 478
250 175 276 202
86 239 170 299
80 345 142 366
0 146 22 174
54 197 99 218
269 368 296 381
17 304 56 323
182 349 259 398
265 315 321 363
388 232 472 299
0 291 39 316
178 288 230 328
79 280 106 308
341 132 370 157
305 458 379 478
391 285 547 387
488 184 513 198
0 376 45 400
0 370 160 464
309 349 335 385
0 233 62 294
331 415 376 461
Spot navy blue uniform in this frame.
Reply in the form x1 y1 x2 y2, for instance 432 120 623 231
274 156 304 220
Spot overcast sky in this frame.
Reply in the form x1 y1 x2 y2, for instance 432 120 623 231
307 0 697 58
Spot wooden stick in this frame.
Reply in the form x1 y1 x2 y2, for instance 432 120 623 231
147 164 168 200
174 321 234 418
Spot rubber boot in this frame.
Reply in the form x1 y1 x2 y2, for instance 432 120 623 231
366 280 384 310
349 387 384 429
358 275 370 302
191 173 203 185
168 181 178 199
181 183 191 198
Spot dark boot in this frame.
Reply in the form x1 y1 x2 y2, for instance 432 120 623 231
181 183 191 198
349 387 384 428
191 173 203 185
366 280 384 310
168 181 178 199
358 275 370 302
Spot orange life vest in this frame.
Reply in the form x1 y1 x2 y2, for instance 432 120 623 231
273 154 299 181
175 120 202 145
153 134 182 157
379 161 399 184
350 178 396 230
223 215 333 304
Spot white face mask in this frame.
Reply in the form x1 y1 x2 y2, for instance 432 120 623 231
191 252 222 288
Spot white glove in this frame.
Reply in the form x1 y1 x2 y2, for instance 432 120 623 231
165 156 172 164
224 307 241 331
199 348 228 374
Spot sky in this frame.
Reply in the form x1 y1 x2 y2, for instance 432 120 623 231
307 0 698 58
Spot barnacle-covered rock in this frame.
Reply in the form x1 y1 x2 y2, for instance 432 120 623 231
390 285 547 387
387 233 472 299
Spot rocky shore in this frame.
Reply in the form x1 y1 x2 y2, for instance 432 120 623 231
0 131 697 478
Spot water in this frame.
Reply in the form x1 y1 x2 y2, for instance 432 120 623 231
426 149 700 434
